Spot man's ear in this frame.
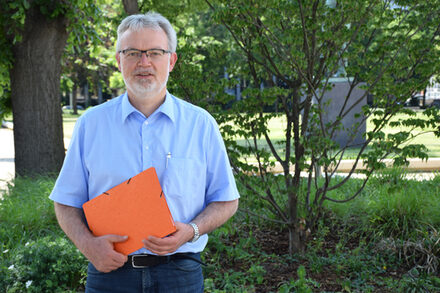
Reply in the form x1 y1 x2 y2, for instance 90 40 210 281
168 52 178 72
116 52 122 71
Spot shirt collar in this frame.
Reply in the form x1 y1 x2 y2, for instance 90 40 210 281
158 91 175 123
121 91 175 123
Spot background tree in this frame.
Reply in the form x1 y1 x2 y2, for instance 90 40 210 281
61 1 121 113
206 0 440 253
0 0 103 176
167 7 238 109
122 0 139 15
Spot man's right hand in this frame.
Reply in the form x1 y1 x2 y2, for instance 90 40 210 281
83 234 128 273
53 203 129 273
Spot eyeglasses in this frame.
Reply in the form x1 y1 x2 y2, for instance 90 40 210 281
119 48 172 61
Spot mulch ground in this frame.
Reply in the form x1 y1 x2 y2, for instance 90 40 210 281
217 224 410 292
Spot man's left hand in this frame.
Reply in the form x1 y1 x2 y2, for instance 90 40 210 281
142 222 194 255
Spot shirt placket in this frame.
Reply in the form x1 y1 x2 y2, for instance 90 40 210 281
141 119 153 169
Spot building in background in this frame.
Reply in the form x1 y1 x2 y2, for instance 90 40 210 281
426 76 440 101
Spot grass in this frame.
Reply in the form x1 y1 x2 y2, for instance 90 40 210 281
233 110 440 159
325 168 440 240
3 110 83 141
0 176 59 249
62 109 85 139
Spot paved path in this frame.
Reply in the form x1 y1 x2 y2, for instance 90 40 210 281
262 159 440 176
0 127 15 193
0 125 71 194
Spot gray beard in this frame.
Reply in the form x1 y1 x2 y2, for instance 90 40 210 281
125 75 168 100
123 62 170 100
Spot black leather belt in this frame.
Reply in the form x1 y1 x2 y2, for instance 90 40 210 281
127 253 205 268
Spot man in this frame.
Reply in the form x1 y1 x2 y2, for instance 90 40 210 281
50 12 239 292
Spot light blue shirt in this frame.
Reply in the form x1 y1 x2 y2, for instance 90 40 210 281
50 91 239 254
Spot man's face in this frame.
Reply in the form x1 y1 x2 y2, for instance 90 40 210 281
116 28 177 101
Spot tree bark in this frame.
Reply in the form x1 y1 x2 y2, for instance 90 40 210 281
122 0 139 15
288 191 305 254
84 82 90 108
10 6 69 176
72 83 78 115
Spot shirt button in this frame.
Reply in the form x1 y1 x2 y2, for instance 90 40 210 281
144 121 149 125
145 145 149 150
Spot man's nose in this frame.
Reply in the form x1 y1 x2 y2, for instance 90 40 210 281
138 53 152 65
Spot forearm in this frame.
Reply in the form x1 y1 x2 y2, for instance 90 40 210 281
54 202 94 254
54 202 128 272
191 199 239 237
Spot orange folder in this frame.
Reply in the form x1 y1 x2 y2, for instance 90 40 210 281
82 167 176 255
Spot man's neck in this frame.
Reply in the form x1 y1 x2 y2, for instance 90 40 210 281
127 90 167 117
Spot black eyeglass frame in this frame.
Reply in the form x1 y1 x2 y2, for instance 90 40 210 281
119 48 172 58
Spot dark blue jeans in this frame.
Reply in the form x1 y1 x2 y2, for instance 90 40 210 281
85 253 204 293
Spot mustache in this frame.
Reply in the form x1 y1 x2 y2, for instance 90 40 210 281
133 69 155 75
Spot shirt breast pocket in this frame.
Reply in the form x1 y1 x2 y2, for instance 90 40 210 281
163 157 206 201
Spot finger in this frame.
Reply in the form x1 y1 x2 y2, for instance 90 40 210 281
145 235 162 243
106 234 128 243
95 260 124 273
111 251 128 264
142 238 178 255
142 238 162 251
102 263 123 273
144 235 176 247
98 254 126 273
142 239 166 254
104 235 128 261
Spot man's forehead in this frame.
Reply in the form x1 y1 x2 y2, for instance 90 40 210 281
120 27 166 40
119 27 168 49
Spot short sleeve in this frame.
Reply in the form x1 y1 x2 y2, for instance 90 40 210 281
204 118 240 204
49 116 89 208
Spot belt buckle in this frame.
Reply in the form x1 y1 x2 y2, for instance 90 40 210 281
131 255 146 268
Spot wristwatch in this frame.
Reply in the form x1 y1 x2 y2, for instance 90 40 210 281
189 222 200 243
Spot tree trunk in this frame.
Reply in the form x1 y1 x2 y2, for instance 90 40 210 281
422 86 427 108
84 82 90 108
288 179 307 254
10 6 68 176
97 82 103 105
288 226 305 254
72 83 78 115
122 0 139 15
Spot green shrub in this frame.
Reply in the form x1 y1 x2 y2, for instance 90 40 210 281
1 236 87 293
0 176 87 292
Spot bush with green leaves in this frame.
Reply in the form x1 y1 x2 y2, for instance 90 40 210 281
2 236 87 293
0 176 87 292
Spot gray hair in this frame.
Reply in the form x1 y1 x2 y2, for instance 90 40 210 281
116 12 177 53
